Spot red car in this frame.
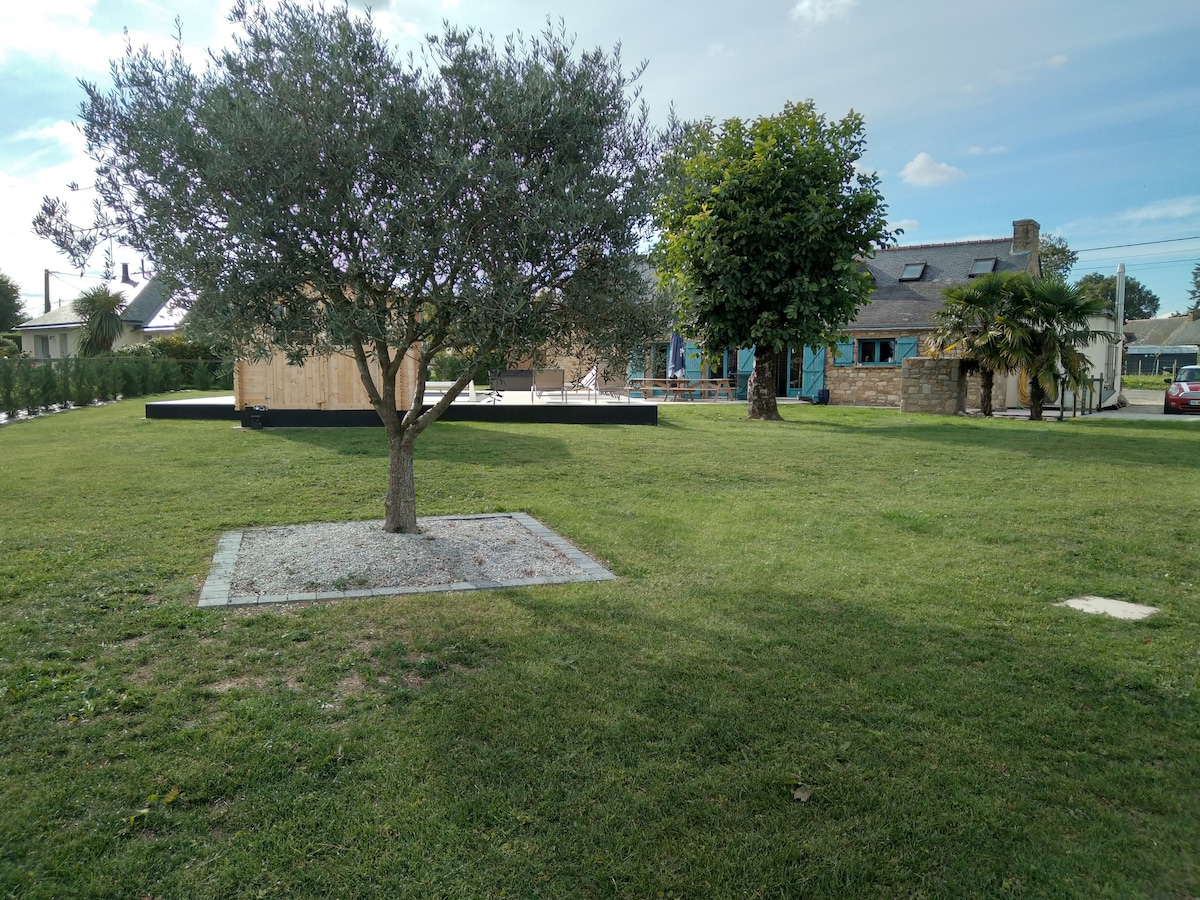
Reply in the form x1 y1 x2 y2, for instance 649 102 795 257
1163 365 1200 414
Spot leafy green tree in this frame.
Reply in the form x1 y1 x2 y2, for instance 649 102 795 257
1075 271 1160 321
1188 261 1200 313
1002 274 1113 421
34 1 662 532
1038 234 1077 281
654 101 894 420
929 272 1014 417
0 271 28 332
75 286 127 356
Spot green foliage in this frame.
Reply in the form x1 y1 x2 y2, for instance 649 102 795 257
930 272 1013 416
1076 271 1160 321
75 285 127 356
1121 373 1170 390
654 100 894 419
0 271 26 332
1038 233 1077 281
1188 261 1200 313
1003 275 1115 420
0 336 19 358
37 0 661 530
0 356 198 419
932 272 1114 420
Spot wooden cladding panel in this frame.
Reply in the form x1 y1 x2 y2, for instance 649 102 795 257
234 350 418 411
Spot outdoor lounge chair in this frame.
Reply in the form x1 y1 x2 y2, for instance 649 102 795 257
594 370 630 403
531 368 567 403
484 368 534 403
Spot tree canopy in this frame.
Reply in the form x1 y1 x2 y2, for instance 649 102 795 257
930 271 1113 419
929 272 1011 416
1038 234 1077 281
1188 261 1200 313
35 0 664 532
1002 275 1112 420
1075 271 1160 321
0 271 26 333
653 100 894 420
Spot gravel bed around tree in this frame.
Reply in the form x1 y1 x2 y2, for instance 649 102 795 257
228 514 602 599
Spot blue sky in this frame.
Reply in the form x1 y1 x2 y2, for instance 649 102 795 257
3 0 1198 318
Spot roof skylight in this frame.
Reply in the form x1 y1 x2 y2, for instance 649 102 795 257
899 262 926 281
969 257 998 277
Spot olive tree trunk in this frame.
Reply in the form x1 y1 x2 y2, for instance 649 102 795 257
746 351 782 421
384 424 419 533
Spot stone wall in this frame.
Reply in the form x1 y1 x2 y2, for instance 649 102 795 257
824 329 928 407
900 357 962 415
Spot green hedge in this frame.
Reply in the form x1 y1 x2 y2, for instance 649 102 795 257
0 357 226 419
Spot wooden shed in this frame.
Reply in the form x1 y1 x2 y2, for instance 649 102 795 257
234 350 419 411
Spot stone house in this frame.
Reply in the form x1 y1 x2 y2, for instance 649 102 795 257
820 219 1044 407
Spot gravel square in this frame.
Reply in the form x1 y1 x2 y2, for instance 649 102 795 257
198 512 615 607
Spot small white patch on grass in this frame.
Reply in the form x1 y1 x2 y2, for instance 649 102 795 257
1057 596 1158 620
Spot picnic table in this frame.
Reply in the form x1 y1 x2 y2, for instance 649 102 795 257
627 376 737 401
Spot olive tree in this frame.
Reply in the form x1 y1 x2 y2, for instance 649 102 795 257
36 0 664 532
653 101 894 420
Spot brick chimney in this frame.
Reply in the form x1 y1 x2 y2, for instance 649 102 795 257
121 263 138 285
1012 219 1041 274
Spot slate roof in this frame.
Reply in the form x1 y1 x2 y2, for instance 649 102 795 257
1124 314 1200 347
17 276 173 331
850 237 1035 330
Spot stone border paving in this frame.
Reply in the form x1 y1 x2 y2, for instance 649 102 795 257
198 512 616 608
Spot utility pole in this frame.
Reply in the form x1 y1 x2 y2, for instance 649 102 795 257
44 269 51 313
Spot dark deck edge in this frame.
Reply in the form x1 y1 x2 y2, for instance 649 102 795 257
146 401 657 427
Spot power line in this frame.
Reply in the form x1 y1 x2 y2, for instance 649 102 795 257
1075 235 1200 253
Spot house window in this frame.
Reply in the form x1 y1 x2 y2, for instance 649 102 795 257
838 336 919 367
899 262 926 281
859 339 897 364
969 257 997 277
59 334 70 357
37 336 50 359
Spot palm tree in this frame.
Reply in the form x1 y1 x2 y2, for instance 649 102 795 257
75 286 127 356
930 272 1016 417
1000 275 1114 421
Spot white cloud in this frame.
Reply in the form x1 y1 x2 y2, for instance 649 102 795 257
900 153 965 188
889 219 920 235
791 0 857 27
1118 195 1200 224
966 145 1007 156
992 53 1070 86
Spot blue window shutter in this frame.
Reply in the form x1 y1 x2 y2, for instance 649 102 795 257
897 337 919 360
833 342 853 367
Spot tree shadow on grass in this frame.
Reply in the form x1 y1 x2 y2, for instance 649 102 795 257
426 581 1196 896
798 414 1198 471
267 422 573 466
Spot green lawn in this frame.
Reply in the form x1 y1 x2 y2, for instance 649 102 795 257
1 397 1197 898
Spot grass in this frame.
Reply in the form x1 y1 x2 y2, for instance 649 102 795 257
1 396 1198 898
1122 373 1173 391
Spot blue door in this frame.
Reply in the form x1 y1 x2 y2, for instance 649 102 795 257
800 347 826 399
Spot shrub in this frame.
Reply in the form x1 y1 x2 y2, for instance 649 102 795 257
0 359 16 416
192 360 213 390
33 362 59 412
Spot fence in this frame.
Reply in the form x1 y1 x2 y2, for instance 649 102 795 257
0 357 231 419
